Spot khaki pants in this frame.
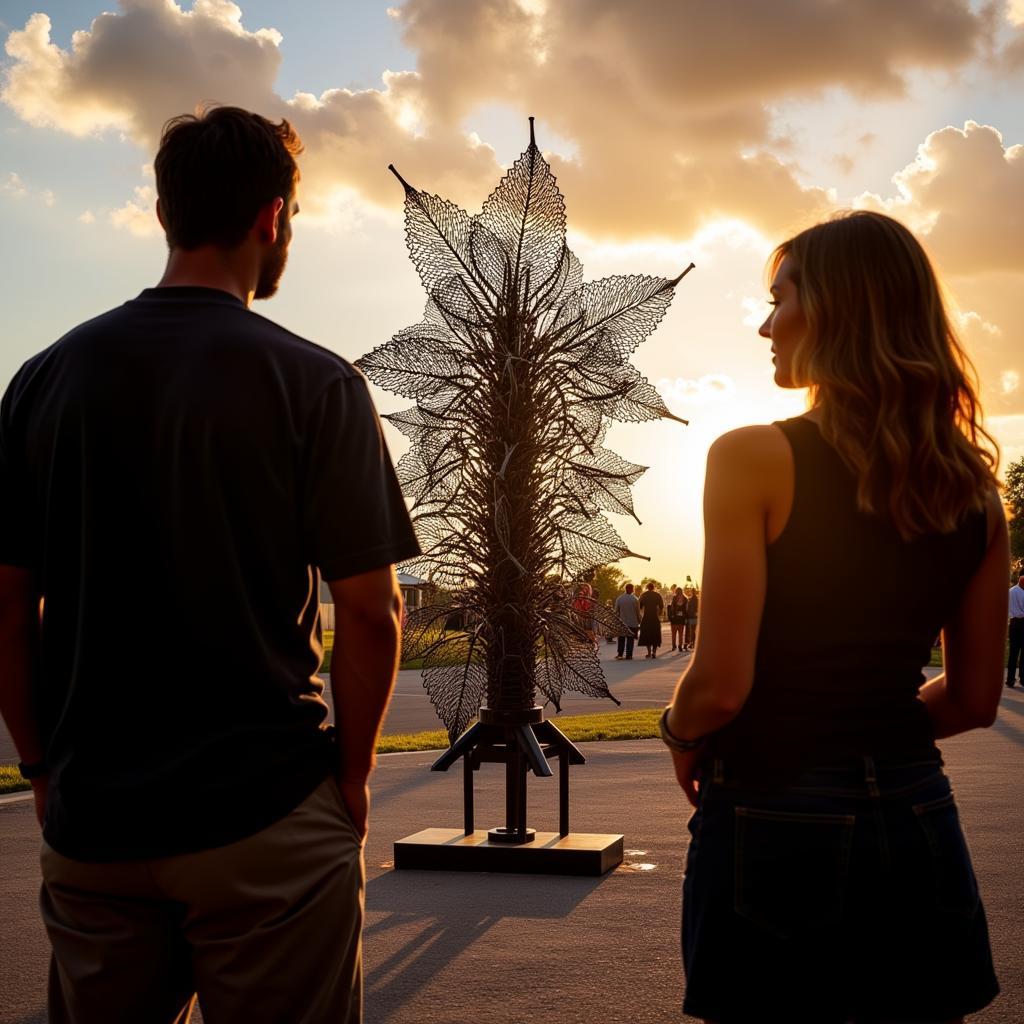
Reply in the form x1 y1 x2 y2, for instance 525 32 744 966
40 776 364 1024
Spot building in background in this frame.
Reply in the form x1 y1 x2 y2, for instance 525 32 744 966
318 572 426 631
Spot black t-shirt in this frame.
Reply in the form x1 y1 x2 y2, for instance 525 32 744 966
0 287 421 860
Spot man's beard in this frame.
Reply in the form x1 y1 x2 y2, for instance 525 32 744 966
254 235 289 300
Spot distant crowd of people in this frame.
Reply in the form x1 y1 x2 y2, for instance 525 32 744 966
573 579 699 661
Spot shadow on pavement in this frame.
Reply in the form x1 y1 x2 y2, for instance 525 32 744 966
990 714 1024 746
364 870 603 1019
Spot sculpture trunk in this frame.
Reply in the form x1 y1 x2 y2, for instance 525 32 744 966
483 306 539 716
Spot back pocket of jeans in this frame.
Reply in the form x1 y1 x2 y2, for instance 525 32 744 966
733 806 855 939
913 792 980 918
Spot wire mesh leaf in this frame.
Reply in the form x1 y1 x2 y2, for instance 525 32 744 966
603 368 674 423
468 219 511 296
537 627 620 709
392 170 493 305
478 121 566 297
401 603 458 661
540 247 584 333
567 447 648 519
357 323 468 401
555 513 632 578
422 636 486 741
575 274 678 358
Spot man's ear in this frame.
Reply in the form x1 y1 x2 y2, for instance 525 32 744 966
253 197 285 245
155 197 165 231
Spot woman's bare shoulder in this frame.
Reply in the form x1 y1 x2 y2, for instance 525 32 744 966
707 423 791 474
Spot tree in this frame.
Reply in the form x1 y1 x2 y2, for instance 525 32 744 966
1006 456 1024 574
358 118 692 741
640 576 665 592
591 563 625 601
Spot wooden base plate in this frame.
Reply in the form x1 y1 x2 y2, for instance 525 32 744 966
393 828 624 876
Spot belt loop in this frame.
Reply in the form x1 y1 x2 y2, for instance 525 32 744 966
712 758 724 785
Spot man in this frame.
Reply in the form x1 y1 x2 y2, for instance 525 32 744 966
0 107 419 1023
613 582 640 660
1008 574 1024 687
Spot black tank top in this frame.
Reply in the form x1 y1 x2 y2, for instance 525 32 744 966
709 416 987 782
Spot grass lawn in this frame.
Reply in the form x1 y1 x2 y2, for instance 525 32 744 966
377 708 664 754
0 765 32 796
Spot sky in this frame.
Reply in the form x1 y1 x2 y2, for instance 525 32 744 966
2 0 1024 586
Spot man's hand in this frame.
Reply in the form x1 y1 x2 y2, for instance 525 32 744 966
670 747 704 808
337 779 370 841
30 775 49 828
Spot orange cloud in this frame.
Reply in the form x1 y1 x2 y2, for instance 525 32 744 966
859 122 1024 276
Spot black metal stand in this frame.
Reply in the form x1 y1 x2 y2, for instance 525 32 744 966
430 709 586 843
393 707 623 876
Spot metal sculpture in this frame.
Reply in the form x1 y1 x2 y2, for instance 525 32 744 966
358 118 691 857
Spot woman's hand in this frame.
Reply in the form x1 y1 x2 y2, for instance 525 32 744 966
670 747 704 808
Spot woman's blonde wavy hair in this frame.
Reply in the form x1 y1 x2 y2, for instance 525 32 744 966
771 210 998 540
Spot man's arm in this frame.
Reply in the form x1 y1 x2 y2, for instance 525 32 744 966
0 565 46 826
327 564 403 839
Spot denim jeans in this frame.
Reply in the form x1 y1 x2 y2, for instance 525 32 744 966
682 757 998 1023
616 633 635 658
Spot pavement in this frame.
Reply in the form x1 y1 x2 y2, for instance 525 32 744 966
1 651 1022 1023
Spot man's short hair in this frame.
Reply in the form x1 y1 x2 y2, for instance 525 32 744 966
624 583 634 594
155 105 303 250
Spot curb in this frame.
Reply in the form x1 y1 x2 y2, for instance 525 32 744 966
0 791 33 806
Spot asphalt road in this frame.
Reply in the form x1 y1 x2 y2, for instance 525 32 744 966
1 683 1021 1023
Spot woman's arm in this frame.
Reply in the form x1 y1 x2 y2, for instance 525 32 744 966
919 489 1008 738
666 426 786 741
665 427 787 805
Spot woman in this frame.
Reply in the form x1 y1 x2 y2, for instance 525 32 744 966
572 583 597 648
683 586 699 651
668 588 687 652
638 581 664 658
663 211 1006 1023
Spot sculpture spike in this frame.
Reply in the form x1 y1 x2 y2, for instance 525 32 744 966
388 163 414 193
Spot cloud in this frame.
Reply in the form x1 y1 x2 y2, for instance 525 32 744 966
958 310 1002 338
657 374 737 407
110 184 160 237
77 209 96 224
857 121 1024 276
0 0 994 239
2 5 281 139
951 291 1024 416
1 171 28 199
1 169 55 206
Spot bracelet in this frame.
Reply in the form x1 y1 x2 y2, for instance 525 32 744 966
658 707 706 753
18 759 49 780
